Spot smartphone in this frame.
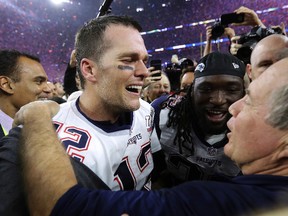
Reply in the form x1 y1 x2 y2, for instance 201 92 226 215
221 13 244 25
150 59 162 77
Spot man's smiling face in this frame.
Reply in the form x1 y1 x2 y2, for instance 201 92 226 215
193 74 244 135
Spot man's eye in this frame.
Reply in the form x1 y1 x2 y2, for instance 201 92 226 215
122 59 134 63
198 86 212 92
35 80 43 85
227 87 241 92
259 61 272 68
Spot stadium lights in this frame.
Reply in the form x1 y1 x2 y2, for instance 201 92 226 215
136 7 144 12
50 0 71 5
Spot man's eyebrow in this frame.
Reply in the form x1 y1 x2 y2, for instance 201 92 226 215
119 52 149 61
258 59 273 66
118 52 139 58
34 76 47 81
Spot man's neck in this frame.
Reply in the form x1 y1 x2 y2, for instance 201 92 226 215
0 101 17 119
78 96 119 123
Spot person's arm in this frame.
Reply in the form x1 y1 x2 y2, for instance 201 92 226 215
229 36 242 56
63 50 78 96
224 27 235 40
15 101 77 215
224 27 236 55
271 22 287 36
203 26 213 57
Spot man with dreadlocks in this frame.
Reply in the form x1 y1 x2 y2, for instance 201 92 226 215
151 51 246 186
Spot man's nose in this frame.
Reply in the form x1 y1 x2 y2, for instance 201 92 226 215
159 86 165 92
43 84 52 93
210 90 227 105
135 61 149 78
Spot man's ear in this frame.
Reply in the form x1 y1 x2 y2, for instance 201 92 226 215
246 63 253 80
0 76 15 94
80 58 97 82
277 133 288 160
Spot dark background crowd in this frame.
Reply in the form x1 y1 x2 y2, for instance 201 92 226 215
0 0 287 81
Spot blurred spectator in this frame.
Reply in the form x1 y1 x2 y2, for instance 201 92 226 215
47 81 56 99
47 81 67 104
247 34 288 81
0 49 49 139
144 72 171 103
53 81 65 98
179 66 195 96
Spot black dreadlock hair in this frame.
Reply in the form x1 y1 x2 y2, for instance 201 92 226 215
166 81 196 154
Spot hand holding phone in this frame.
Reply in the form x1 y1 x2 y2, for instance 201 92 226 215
150 59 162 77
221 13 244 25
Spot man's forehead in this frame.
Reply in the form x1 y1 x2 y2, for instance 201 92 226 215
18 58 47 78
104 24 141 40
104 27 148 58
251 51 275 67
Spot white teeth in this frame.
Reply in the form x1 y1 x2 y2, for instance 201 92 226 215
38 98 48 101
127 85 142 90
208 110 223 115
126 85 142 93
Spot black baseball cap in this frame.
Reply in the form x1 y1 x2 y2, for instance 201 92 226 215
194 52 245 79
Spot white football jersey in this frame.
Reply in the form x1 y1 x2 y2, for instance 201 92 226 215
53 99 161 191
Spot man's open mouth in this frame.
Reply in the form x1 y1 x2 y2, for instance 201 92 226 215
206 110 227 122
126 85 142 94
